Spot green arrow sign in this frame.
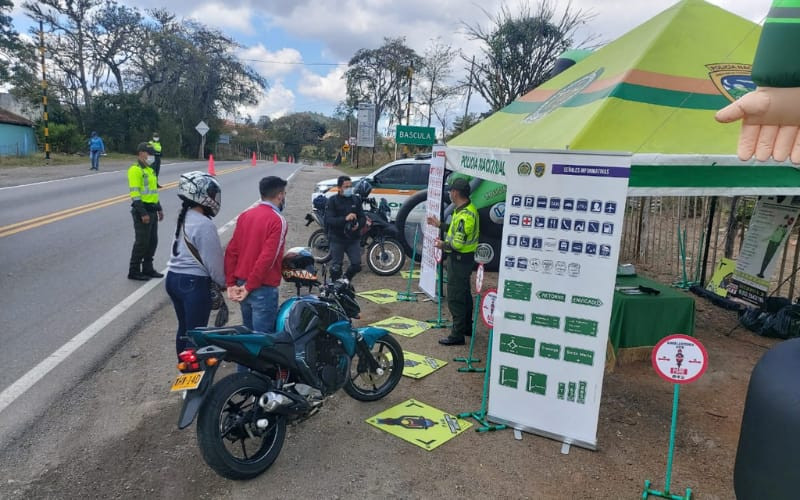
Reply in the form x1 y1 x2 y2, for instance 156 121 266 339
571 295 603 307
536 291 566 302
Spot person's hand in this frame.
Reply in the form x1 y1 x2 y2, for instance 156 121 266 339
434 238 444 249
157 210 164 222
427 215 440 228
345 213 356 221
715 87 800 163
141 214 150 224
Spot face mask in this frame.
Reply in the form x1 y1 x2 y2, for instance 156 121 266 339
342 188 354 197
153 137 159 142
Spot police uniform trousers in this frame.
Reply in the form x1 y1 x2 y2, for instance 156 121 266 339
446 251 474 339
130 206 159 274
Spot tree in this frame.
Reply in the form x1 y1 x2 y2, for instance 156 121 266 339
25 0 101 123
270 113 326 160
417 38 462 128
88 1 142 93
0 0 21 81
344 37 421 133
463 1 593 111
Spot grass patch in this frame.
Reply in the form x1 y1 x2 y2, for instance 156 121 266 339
0 152 132 168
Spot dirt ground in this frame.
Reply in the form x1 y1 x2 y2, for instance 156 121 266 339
0 164 776 499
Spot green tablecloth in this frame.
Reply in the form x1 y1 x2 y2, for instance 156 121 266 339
609 276 696 351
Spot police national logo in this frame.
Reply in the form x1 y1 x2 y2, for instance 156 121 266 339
706 63 755 103
517 162 532 176
534 162 545 178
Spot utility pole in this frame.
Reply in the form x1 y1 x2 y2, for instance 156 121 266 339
462 56 475 132
406 61 414 126
39 21 50 164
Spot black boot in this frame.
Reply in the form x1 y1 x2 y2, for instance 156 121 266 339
128 266 150 281
142 265 164 278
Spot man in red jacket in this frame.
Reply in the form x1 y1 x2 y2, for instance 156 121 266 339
225 176 288 335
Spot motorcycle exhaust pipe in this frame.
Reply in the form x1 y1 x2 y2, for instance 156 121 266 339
258 391 293 412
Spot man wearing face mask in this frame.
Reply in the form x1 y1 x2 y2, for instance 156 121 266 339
325 175 365 281
148 132 163 187
224 176 288 337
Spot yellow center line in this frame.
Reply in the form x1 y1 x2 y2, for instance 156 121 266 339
0 165 250 239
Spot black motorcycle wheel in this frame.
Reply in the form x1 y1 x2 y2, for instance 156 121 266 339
395 189 428 262
366 238 406 276
344 335 404 401
308 229 331 263
196 373 287 480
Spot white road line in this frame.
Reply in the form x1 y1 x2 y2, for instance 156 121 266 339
0 163 302 414
0 217 237 415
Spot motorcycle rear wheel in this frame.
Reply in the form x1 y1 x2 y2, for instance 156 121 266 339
308 228 331 263
366 238 406 276
196 373 286 480
344 335 404 401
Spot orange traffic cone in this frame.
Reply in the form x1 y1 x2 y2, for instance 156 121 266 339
208 154 215 176
273 153 277 164
289 155 294 163
251 151 256 166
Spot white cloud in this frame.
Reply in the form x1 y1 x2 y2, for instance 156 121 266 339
238 44 303 79
242 81 295 120
187 2 255 35
297 67 346 103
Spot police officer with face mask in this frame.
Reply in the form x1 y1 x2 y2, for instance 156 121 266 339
324 175 365 281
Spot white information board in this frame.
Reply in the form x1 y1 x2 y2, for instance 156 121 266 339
356 103 375 148
419 146 447 298
487 150 631 450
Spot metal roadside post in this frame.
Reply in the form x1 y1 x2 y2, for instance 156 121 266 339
643 334 709 500
426 246 450 328
458 288 506 432
454 244 494 372
397 225 420 302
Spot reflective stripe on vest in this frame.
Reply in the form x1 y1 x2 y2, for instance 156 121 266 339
128 163 159 204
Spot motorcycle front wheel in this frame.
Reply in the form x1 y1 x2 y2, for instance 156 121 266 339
196 373 287 480
344 335 404 401
366 238 406 276
308 228 331 263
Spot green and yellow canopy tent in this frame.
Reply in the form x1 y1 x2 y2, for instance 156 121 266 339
448 0 800 197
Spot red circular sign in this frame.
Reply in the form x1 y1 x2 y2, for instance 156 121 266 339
434 246 442 263
651 334 708 384
480 288 497 329
475 264 484 292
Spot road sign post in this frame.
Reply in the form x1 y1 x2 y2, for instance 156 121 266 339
426 248 450 329
395 125 436 146
458 288 506 433
643 334 708 500
195 120 209 159
455 245 494 373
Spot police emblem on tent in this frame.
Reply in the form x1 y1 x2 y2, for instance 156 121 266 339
706 63 755 102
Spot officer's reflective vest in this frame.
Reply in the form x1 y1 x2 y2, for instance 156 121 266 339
128 162 159 204
445 202 479 253
148 140 162 155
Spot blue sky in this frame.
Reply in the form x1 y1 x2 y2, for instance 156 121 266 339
10 0 772 130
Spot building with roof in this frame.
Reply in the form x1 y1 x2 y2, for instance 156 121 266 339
0 107 37 157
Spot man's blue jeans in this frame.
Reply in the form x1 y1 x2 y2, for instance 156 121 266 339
238 284 279 334
166 271 212 360
90 150 101 170
237 284 279 373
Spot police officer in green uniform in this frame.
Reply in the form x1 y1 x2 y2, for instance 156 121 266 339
148 132 163 187
427 177 479 346
128 142 164 280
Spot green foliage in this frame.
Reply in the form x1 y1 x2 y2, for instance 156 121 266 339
0 0 20 81
41 122 85 154
88 93 159 154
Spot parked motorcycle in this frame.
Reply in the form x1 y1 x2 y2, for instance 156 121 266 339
171 248 404 480
304 179 406 276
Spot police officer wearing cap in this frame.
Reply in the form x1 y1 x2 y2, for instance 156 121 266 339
427 177 480 345
127 142 164 280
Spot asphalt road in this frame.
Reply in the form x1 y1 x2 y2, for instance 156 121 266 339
0 159 301 440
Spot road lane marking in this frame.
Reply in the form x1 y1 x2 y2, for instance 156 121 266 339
0 165 252 239
0 164 302 414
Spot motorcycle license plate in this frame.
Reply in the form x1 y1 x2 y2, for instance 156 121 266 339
170 371 205 392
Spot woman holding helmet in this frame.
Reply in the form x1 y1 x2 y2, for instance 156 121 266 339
165 171 225 360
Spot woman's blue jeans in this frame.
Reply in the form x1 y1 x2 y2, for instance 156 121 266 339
166 271 212 360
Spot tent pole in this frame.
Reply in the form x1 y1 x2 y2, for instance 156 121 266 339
700 196 717 287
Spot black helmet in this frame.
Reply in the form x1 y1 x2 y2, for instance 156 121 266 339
353 178 372 199
281 247 318 284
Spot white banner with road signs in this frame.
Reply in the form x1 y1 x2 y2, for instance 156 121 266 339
486 150 630 450
420 146 447 298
